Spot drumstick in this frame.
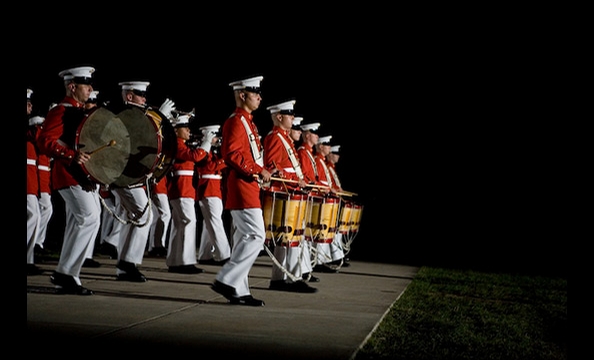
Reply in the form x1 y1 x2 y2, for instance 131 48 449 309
336 191 358 197
88 140 116 155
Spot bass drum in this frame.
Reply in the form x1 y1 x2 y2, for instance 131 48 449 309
76 106 176 187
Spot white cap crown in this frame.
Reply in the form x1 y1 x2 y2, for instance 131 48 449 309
119 81 150 92
229 76 263 92
58 66 95 83
266 100 296 114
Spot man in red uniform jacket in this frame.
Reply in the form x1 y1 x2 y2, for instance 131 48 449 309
36 66 100 295
166 113 213 274
211 75 271 306
262 100 316 293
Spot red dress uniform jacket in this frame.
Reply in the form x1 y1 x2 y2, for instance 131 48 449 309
36 97 91 191
167 137 210 200
195 151 226 200
326 160 343 192
297 143 318 185
35 124 52 194
27 126 39 196
153 175 168 195
314 153 331 187
263 126 301 192
221 107 265 210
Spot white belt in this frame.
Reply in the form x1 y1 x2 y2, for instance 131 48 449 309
320 180 329 186
174 170 194 176
38 165 51 172
199 174 222 179
27 158 37 166
283 168 296 173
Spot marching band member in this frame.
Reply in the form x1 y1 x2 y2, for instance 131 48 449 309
196 125 231 266
297 123 338 273
290 117 318 283
165 113 213 274
211 75 270 306
326 144 351 268
313 135 346 271
263 100 317 293
27 88 43 275
104 81 176 282
36 66 100 295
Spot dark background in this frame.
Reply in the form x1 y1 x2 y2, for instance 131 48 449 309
24 11 565 277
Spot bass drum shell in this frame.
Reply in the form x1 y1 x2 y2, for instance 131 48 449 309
76 106 176 187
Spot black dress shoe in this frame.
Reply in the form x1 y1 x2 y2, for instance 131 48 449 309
56 285 94 296
27 264 44 276
98 243 118 259
50 271 77 287
116 272 148 282
168 265 204 274
229 295 265 306
313 264 339 273
211 280 237 300
82 258 101 268
116 261 147 282
269 280 317 293
50 271 93 295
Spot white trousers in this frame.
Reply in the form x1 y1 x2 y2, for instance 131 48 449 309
148 192 171 250
56 185 101 285
112 187 151 265
27 194 40 264
35 192 53 248
315 234 345 264
271 245 304 281
197 197 231 261
167 197 197 267
216 208 265 297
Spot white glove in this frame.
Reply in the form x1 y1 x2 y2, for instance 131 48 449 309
29 116 45 126
199 131 216 153
159 98 176 120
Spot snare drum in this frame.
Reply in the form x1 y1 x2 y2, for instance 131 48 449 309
262 190 308 247
76 106 176 187
305 194 341 244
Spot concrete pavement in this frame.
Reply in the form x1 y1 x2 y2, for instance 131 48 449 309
27 254 419 359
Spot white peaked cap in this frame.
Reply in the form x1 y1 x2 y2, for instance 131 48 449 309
229 76 263 91
300 122 321 132
27 88 33 100
330 145 340 153
292 116 303 129
172 114 191 127
58 66 95 82
318 135 332 145
119 81 150 92
266 100 296 114
200 125 221 134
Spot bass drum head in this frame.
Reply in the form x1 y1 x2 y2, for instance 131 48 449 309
113 107 162 187
76 107 131 186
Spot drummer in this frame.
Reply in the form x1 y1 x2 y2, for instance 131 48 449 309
36 66 100 295
262 100 317 293
313 135 347 272
103 81 177 282
325 144 351 268
290 117 318 283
